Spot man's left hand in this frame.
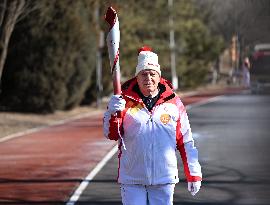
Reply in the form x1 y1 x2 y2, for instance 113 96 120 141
188 181 201 196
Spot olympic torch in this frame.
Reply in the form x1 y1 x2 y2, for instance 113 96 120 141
105 7 121 95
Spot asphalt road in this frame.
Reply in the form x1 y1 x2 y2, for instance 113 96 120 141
75 92 270 205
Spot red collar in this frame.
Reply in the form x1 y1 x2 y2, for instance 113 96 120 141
121 77 175 104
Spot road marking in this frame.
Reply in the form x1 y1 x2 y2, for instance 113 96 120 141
185 95 224 110
66 144 118 205
0 111 102 143
65 94 225 204
0 126 48 143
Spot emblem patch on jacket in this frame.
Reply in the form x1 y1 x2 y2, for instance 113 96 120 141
128 102 143 115
160 114 171 125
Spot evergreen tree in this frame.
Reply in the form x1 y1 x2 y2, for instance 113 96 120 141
1 0 96 112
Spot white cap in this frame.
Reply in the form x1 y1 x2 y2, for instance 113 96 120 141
135 46 161 76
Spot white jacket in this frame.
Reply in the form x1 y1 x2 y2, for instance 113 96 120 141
103 78 202 185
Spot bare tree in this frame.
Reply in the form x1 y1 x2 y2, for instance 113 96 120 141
196 0 270 46
0 0 26 84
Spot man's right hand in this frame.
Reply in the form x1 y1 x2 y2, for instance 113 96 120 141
108 95 126 114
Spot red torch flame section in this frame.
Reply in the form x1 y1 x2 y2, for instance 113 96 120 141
105 7 117 29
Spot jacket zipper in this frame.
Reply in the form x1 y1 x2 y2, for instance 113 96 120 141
149 106 157 185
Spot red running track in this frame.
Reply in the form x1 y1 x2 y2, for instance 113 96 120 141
0 116 115 204
0 87 244 204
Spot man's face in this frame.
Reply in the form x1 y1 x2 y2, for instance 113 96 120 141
136 69 160 96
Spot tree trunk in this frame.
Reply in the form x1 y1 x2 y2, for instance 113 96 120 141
0 0 25 84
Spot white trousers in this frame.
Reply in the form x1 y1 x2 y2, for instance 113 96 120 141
120 184 175 205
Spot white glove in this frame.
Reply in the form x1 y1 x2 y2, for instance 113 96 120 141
107 95 126 114
188 181 201 196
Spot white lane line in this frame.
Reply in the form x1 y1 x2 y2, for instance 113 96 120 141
65 94 225 204
185 95 224 110
0 126 49 143
0 111 102 143
66 144 118 205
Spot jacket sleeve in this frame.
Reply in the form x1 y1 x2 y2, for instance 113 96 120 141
103 110 123 141
176 100 202 182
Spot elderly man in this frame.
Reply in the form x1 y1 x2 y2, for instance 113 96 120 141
103 46 202 205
